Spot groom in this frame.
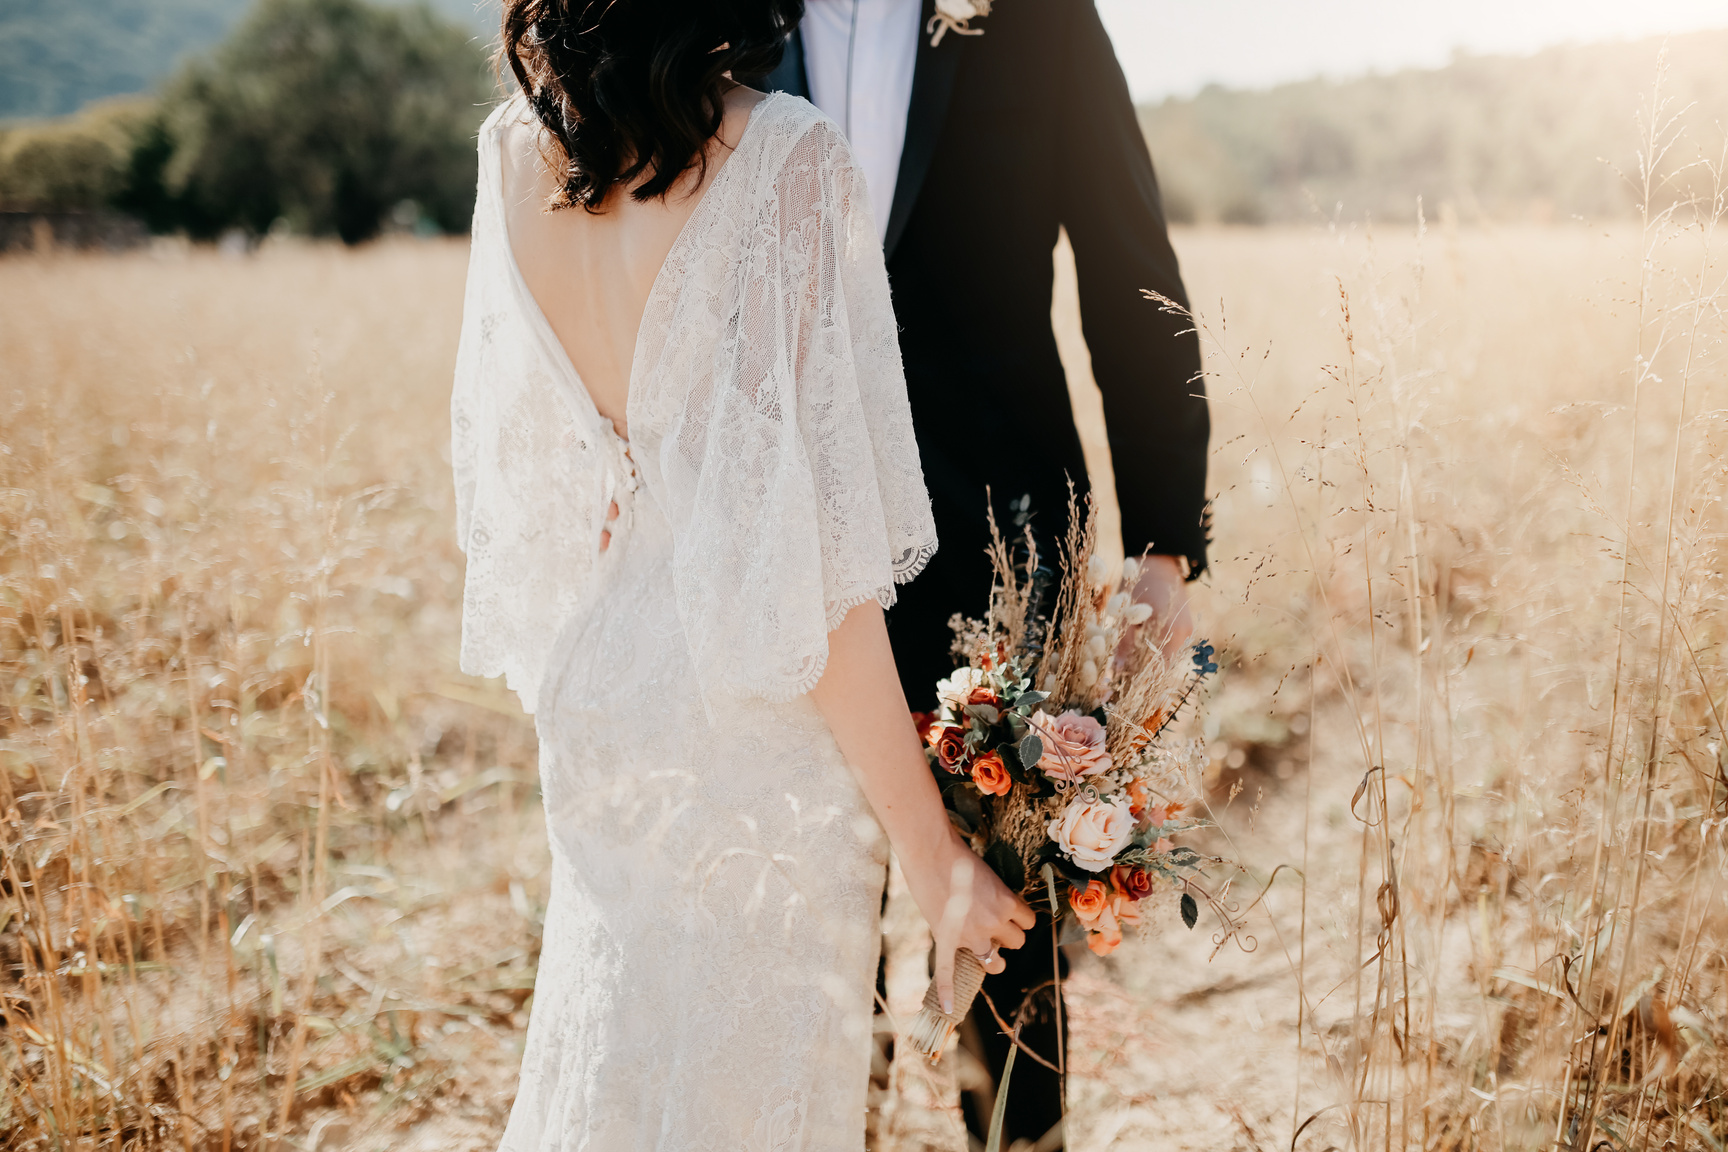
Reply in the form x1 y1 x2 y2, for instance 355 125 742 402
766 0 1209 1144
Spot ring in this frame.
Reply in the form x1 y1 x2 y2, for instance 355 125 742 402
973 946 1000 965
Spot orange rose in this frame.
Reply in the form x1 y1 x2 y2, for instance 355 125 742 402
1086 922 1123 956
966 685 1000 708
929 725 969 771
1068 880 1112 929
1126 779 1150 819
912 711 939 742
1073 879 1127 954
970 751 1012 796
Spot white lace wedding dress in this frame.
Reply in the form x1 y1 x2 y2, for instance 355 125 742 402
450 91 938 1151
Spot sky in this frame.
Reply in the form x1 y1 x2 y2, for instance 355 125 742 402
1096 0 1728 102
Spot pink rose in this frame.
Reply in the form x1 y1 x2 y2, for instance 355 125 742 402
1026 710 1112 782
1049 794 1135 871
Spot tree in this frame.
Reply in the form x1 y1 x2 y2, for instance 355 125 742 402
158 0 493 243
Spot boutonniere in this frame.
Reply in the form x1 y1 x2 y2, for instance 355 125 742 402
928 0 991 46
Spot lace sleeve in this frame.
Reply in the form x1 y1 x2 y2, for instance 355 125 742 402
660 113 938 704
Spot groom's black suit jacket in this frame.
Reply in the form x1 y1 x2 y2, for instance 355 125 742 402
767 0 1208 706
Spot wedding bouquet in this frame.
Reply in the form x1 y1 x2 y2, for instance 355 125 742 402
905 493 1217 1058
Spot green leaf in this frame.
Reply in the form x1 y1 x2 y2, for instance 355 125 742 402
1018 733 1044 773
985 1033 1019 1152
1041 863 1061 917
984 839 1026 893
1016 690 1050 709
997 741 1029 784
964 703 1002 725
1181 892 1199 929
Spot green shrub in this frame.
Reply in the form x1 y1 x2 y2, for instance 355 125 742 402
0 101 147 212
156 0 494 243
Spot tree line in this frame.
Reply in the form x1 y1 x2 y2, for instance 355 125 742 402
0 0 492 244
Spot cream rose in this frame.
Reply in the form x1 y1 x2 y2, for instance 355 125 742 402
1026 709 1112 781
935 0 980 20
1049 794 1135 871
935 666 986 719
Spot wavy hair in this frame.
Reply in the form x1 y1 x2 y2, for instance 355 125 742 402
500 0 803 211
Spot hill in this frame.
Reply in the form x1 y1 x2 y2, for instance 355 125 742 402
0 0 497 120
1140 30 1728 225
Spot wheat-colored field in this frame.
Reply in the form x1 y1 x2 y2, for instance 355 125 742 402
3 154 1725 1151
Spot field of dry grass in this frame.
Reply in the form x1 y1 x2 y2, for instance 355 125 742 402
4 114 1726 1150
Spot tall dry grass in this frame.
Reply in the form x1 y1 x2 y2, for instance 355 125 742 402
1046 72 1728 1151
0 240 546 1150
3 74 1726 1151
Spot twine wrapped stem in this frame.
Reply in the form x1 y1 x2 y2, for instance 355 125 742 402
904 948 987 1060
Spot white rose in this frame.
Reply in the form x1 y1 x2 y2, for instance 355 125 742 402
935 666 985 719
1049 795 1135 872
935 0 979 19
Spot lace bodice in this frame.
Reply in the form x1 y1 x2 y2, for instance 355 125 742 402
451 92 937 712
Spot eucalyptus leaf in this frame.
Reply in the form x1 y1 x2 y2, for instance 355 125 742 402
964 703 1002 725
1180 892 1199 929
1018 733 1044 772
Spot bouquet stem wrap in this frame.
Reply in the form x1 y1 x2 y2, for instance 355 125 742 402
905 948 987 1060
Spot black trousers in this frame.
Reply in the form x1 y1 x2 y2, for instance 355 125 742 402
957 916 1067 1148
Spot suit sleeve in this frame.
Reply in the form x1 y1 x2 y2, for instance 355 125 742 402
1056 0 1210 577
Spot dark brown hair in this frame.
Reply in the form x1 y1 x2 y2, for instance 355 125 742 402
500 0 803 211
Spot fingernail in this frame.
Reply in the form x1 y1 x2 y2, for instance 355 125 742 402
942 995 953 1015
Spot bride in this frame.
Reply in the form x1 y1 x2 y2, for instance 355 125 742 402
449 0 1034 1146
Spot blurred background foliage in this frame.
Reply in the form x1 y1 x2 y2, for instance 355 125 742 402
1141 29 1728 225
0 0 496 119
0 1 1724 242
0 0 494 243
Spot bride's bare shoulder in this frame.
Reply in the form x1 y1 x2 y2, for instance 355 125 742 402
717 83 770 146
495 96 549 199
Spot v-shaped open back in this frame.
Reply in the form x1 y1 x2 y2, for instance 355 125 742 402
488 92 778 444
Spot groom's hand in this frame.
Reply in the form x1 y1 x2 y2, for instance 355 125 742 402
1117 554 1193 662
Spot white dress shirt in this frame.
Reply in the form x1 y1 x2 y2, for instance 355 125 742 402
799 0 922 243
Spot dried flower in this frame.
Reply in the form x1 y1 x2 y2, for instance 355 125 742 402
1126 779 1150 818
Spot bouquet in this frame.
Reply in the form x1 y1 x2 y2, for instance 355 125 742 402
905 492 1218 1058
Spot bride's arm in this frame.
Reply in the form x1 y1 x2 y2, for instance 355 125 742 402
809 601 1036 1012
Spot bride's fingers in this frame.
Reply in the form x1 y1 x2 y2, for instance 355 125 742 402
995 922 1027 952
1008 898 1037 930
933 941 956 1016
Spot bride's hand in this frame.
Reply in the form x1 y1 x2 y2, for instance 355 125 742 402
900 832 1036 1013
804 602 1036 1012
